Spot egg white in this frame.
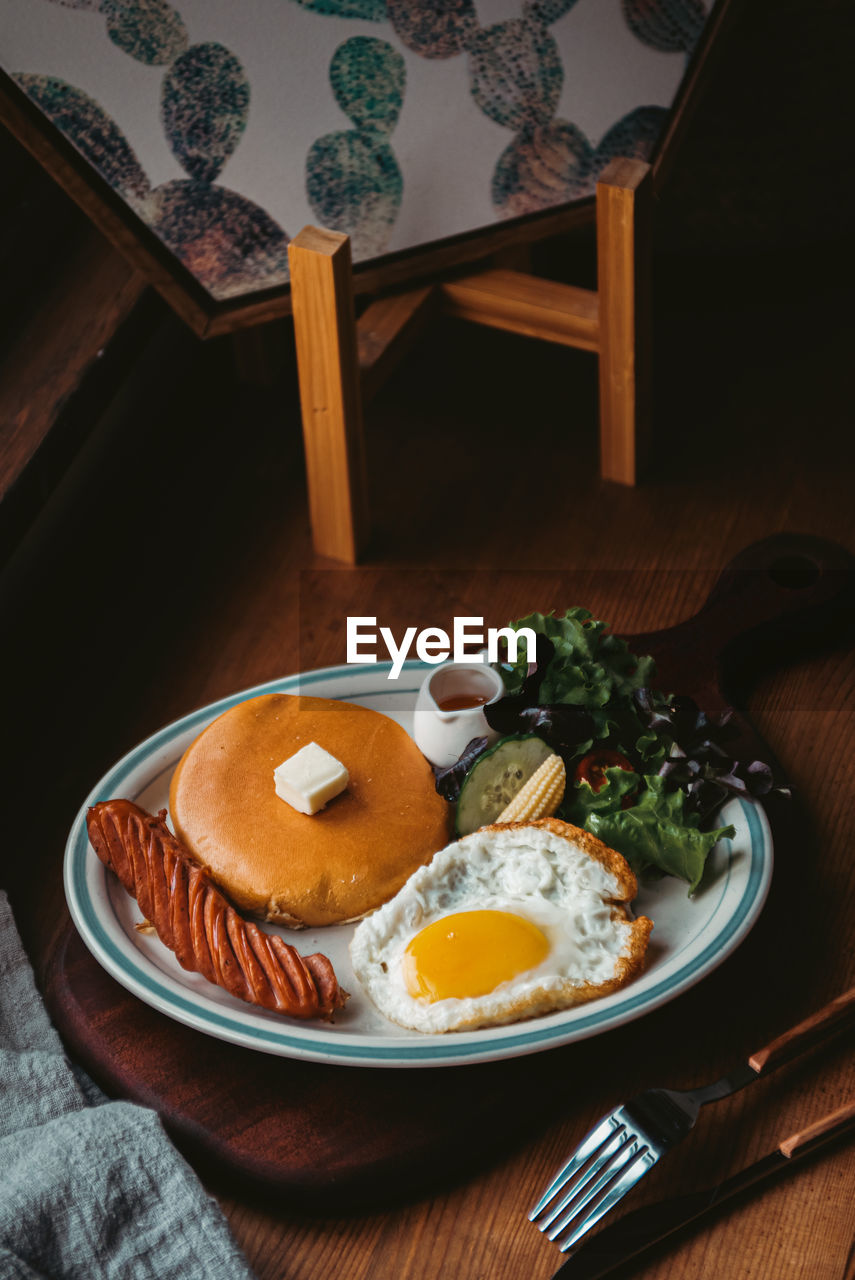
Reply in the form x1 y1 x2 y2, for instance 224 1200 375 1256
349 822 652 1033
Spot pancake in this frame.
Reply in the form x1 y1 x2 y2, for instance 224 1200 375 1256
169 693 451 927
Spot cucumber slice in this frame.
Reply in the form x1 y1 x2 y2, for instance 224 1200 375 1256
455 734 554 836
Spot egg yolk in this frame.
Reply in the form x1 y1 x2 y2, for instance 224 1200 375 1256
402 910 550 1002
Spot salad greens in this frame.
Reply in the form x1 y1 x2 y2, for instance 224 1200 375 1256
490 609 668 776
469 607 779 895
563 769 731 894
501 609 657 709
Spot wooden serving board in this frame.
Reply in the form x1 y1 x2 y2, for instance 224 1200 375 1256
44 534 855 1208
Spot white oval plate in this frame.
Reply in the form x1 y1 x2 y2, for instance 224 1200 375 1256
64 662 773 1069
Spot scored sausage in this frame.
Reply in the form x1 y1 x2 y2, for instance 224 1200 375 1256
86 799 348 1019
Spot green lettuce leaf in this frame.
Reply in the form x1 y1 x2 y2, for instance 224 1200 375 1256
501 609 655 742
576 775 735 894
506 610 655 704
562 765 641 825
502 610 658 749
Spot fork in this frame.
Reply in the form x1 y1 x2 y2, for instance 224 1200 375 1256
530 984 855 1255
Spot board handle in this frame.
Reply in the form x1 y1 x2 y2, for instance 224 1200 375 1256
630 534 855 706
698 532 853 634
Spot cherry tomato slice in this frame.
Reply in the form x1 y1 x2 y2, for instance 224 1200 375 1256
574 750 634 793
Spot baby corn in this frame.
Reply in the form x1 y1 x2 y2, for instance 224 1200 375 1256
497 754 566 823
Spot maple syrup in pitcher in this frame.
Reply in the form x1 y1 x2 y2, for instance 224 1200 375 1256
413 661 505 766
435 691 490 711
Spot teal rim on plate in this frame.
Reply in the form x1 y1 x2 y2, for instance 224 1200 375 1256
64 663 774 1068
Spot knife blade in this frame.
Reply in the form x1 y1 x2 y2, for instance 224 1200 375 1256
551 1099 855 1279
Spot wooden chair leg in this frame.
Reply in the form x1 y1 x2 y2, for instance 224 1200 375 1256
288 226 369 563
596 158 653 485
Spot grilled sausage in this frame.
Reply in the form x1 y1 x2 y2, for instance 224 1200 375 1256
86 799 348 1019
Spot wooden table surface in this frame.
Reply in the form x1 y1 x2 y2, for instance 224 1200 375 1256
4 236 855 1279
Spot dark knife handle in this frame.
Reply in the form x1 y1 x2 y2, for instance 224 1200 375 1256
748 986 855 1075
552 1101 855 1280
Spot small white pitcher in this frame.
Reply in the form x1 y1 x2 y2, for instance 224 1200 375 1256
413 661 505 767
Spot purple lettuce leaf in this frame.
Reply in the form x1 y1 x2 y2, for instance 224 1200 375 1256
433 736 490 801
633 688 788 823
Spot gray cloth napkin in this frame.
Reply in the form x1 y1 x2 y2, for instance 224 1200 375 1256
0 891 256 1280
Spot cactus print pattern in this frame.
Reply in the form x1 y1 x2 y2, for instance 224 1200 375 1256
9 0 712 291
13 59 287 301
162 44 249 183
329 36 405 134
140 180 290 299
13 8 284 300
621 0 707 54
467 19 562 133
306 129 403 258
291 0 387 19
522 0 580 25
492 121 593 218
484 2 685 218
386 0 477 59
306 38 404 257
593 105 669 174
13 74 150 201
103 0 189 66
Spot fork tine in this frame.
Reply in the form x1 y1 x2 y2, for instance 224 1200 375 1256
529 1115 622 1221
545 1131 644 1242
539 1126 631 1233
556 1146 659 1253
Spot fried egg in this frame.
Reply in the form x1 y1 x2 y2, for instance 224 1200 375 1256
349 818 652 1033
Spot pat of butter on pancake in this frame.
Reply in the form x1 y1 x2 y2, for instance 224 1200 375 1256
169 693 452 927
274 741 349 815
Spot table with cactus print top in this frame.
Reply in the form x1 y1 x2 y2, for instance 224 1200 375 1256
0 0 715 329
